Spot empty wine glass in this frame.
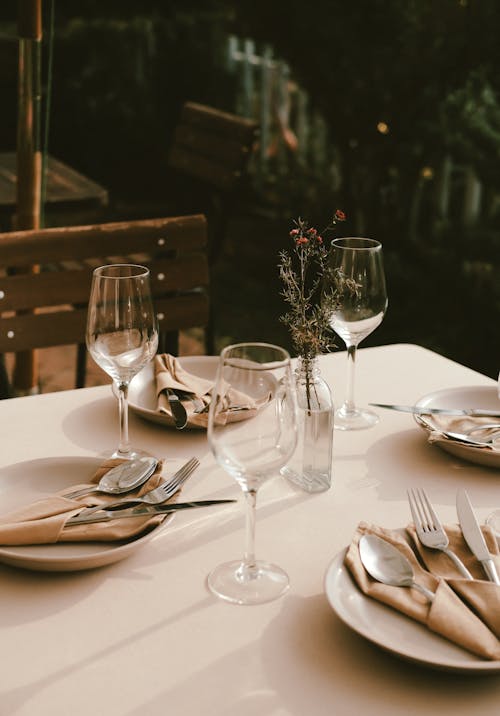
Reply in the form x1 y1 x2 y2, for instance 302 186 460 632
207 342 297 605
86 264 158 459
327 238 388 430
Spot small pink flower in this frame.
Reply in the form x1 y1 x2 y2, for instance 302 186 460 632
290 228 299 236
308 227 317 236
296 237 308 245
335 209 346 221
317 235 323 243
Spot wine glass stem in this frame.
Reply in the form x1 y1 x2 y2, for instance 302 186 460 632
116 381 131 457
345 344 357 412
243 488 258 576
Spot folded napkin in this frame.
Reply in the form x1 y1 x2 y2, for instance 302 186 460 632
425 415 500 448
345 522 500 660
0 458 170 545
154 354 260 429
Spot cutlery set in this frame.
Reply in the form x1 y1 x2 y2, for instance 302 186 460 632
163 389 207 429
370 402 500 449
359 488 499 597
67 499 237 526
67 456 236 526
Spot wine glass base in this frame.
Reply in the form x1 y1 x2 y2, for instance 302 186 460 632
207 559 290 605
98 448 153 461
334 406 379 431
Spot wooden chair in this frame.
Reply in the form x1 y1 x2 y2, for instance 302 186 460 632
166 101 259 262
0 214 209 397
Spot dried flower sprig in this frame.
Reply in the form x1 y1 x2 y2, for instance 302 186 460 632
278 209 348 368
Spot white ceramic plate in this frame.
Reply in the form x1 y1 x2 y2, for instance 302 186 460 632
128 356 218 428
0 456 169 572
414 386 500 469
324 549 500 674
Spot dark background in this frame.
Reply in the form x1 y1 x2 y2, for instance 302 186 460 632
0 1 499 378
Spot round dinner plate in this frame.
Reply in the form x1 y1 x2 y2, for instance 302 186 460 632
324 549 500 674
414 386 500 469
0 456 169 572
128 356 219 428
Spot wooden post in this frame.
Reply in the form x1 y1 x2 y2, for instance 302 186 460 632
13 0 42 394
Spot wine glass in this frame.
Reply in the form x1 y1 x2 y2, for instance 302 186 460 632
207 342 297 605
86 264 158 459
327 238 388 430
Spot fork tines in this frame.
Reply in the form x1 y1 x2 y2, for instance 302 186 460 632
407 487 437 533
165 457 200 493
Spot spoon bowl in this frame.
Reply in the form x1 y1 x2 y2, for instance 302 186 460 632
359 533 435 602
64 456 159 500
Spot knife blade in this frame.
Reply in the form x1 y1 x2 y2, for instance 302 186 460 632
165 389 188 429
67 499 236 526
456 489 500 584
369 403 500 418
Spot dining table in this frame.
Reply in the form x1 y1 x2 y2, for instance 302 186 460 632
0 342 498 715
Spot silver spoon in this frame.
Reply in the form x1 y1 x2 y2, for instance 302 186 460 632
64 457 159 500
419 417 496 448
359 533 435 602
432 429 496 449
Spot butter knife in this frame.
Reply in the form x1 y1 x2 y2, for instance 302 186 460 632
165 389 188 429
67 499 236 526
456 489 500 584
369 403 500 418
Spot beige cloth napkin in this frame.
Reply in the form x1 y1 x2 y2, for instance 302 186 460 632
0 458 170 545
345 521 500 660
154 354 259 429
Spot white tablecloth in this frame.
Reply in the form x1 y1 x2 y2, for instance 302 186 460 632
0 344 498 715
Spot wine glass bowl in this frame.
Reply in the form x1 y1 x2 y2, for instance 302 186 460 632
86 264 158 459
207 342 297 605
327 238 388 430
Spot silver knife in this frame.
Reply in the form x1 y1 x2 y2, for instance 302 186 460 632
165 389 188 429
370 402 500 418
67 499 236 526
456 489 500 584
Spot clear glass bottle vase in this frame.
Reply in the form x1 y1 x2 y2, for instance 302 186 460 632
281 357 334 492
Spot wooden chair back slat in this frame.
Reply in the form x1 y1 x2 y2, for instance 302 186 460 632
0 252 209 313
0 293 210 353
180 101 258 145
168 145 237 192
167 102 259 194
173 125 250 168
0 214 209 388
0 215 206 266
0 309 88 352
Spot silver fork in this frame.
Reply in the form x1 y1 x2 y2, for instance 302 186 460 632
407 488 473 580
81 457 200 515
